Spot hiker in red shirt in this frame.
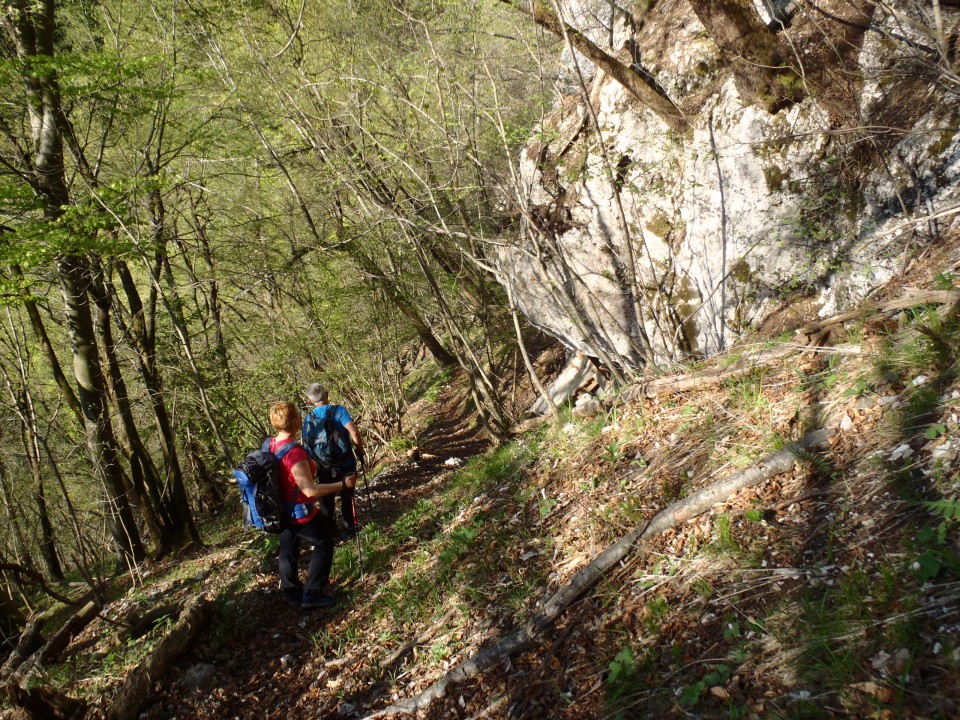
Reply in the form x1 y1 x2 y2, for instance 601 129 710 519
268 401 355 609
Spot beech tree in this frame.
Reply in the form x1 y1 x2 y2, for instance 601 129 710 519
1 0 145 563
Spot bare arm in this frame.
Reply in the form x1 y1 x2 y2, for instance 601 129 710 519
291 458 355 498
346 420 364 456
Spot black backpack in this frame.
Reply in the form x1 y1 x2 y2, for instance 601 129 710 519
302 405 352 471
233 438 295 533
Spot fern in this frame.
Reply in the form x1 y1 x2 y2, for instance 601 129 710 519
921 499 960 521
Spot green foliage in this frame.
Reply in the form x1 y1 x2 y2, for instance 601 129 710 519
600 440 627 464
934 271 956 290
605 645 642 712
644 596 670 633
908 499 960 582
708 514 740 555
538 495 558 517
679 664 730 707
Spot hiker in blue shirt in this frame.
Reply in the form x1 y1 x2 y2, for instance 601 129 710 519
303 383 366 536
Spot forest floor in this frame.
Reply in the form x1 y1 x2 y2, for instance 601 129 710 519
134 380 494 720
7 237 960 720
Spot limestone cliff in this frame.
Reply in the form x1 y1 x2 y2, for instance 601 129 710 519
495 0 960 368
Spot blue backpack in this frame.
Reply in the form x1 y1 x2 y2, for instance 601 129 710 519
302 405 352 471
233 438 295 533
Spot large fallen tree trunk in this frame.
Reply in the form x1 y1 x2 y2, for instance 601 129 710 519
99 594 209 720
6 599 101 684
368 427 836 717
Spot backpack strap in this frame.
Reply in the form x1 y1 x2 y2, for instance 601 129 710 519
274 440 296 460
264 437 298 459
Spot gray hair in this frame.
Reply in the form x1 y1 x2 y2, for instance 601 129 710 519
305 383 328 404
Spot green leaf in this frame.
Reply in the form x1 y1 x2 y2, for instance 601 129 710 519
917 551 941 582
678 680 706 706
924 423 947 439
704 664 730 687
608 646 635 685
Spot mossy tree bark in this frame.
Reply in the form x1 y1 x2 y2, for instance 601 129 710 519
687 0 805 111
4 0 145 564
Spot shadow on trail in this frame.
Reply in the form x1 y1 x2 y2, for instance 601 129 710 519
138 380 492 720
356 382 491 533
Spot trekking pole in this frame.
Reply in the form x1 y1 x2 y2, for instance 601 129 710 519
359 457 374 520
354 522 364 580
350 471 364 580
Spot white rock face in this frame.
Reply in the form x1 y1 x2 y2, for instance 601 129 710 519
495 1 960 366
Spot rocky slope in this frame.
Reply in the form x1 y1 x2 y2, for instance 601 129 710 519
496 0 960 367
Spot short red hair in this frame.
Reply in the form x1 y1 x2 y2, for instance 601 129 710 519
269 401 301 433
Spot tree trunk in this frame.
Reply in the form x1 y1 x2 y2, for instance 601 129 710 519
0 461 34 576
23 429 63 583
89 264 172 553
501 0 689 132
12 267 83 425
354 251 459 368
143 168 234 475
113 260 189 509
6 0 145 565
57 257 145 564
686 0 805 111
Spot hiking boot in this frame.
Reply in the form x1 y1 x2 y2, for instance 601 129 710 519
301 593 336 610
284 588 303 607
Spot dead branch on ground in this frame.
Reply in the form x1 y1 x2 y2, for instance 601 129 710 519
367 427 835 717
99 594 209 720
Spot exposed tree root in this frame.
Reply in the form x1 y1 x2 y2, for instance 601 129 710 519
2 680 86 720
380 608 458 672
0 621 42 680
1 599 102 720
510 288 960 432
97 594 209 720
366 428 835 717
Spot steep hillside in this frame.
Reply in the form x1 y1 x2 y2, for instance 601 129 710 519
5 236 958 720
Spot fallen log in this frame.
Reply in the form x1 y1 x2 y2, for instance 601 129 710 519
10 599 101 683
793 289 960 335
606 289 959 408
99 594 209 720
0 621 42 681
367 427 835 717
615 288 960 404
3 679 86 720
122 602 183 643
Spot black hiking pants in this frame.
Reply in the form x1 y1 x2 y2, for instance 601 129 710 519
320 484 357 529
278 512 336 595
317 466 358 529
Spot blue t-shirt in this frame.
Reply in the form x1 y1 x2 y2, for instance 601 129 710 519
314 403 353 428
